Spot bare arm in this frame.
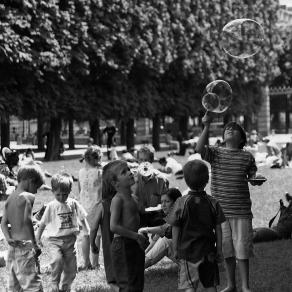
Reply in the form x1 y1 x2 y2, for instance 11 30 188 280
35 223 46 244
80 218 90 235
139 224 168 236
0 202 14 245
172 225 180 259
23 196 37 245
195 111 213 154
90 204 103 253
215 224 223 262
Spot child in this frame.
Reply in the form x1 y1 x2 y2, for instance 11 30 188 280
196 112 264 292
78 145 103 269
110 160 148 291
36 172 89 292
90 161 124 290
1 165 45 291
166 160 225 292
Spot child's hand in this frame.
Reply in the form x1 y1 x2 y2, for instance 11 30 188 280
34 245 42 258
202 111 214 126
36 239 43 248
7 238 20 247
216 251 224 263
138 227 148 234
136 233 149 250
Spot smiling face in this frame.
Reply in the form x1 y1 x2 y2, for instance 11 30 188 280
161 194 175 215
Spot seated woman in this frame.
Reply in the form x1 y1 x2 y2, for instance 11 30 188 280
138 188 182 268
253 192 292 243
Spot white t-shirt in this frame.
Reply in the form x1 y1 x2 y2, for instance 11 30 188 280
40 198 87 237
78 166 102 213
166 157 182 174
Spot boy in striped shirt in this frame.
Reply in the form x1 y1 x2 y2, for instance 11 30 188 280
196 112 265 292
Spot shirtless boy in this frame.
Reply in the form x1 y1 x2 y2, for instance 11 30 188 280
1 165 45 291
110 160 148 292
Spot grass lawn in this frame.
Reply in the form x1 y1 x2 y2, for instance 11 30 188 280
1 152 292 291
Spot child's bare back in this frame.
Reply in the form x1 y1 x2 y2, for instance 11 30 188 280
4 191 35 242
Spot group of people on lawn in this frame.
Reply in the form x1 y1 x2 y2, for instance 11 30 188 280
1 111 288 292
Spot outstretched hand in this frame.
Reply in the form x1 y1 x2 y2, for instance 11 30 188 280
202 111 214 126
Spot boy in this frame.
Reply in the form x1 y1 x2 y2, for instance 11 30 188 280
166 160 225 292
36 172 89 292
196 112 264 292
1 165 45 291
110 160 148 291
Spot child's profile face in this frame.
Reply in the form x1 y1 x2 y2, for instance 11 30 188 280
115 163 135 188
54 188 70 203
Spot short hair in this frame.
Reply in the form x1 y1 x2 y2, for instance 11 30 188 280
137 145 155 163
223 122 247 149
183 160 209 191
17 165 45 188
84 145 102 164
162 188 182 203
158 157 167 165
51 172 73 193
102 160 127 200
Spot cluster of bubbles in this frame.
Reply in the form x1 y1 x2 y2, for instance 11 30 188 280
202 18 264 113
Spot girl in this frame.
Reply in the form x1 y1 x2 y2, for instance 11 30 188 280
78 145 103 269
138 188 182 268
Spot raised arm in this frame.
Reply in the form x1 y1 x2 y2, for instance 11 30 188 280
195 111 213 154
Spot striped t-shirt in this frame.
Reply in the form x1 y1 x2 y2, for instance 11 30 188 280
203 146 257 218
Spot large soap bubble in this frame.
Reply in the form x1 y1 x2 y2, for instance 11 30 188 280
222 19 264 59
202 80 232 113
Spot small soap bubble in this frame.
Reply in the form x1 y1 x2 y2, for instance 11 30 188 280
222 18 264 59
202 80 232 113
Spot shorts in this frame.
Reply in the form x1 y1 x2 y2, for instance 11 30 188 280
7 240 43 292
111 237 145 292
178 259 202 290
222 218 253 260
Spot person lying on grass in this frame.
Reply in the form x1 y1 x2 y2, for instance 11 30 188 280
253 192 292 243
138 188 182 268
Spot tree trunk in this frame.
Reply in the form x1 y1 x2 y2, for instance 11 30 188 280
1 113 10 148
126 118 135 151
37 115 45 150
68 118 75 149
89 118 101 146
179 116 188 139
45 116 62 161
120 120 126 145
152 114 160 151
